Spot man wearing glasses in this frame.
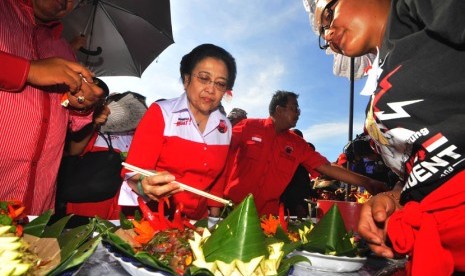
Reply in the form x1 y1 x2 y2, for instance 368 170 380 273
220 90 387 216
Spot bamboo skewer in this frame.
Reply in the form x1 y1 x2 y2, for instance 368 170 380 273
122 162 233 206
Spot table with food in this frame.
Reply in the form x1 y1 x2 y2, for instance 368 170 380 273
0 192 406 276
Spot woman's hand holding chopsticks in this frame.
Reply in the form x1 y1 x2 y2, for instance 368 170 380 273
123 162 233 206
128 171 182 202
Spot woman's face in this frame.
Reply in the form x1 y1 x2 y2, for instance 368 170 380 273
315 0 382 56
183 57 228 115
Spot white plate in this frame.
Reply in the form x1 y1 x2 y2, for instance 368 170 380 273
289 250 367 273
106 245 170 276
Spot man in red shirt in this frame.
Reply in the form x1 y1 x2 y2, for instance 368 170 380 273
0 0 103 214
222 90 387 216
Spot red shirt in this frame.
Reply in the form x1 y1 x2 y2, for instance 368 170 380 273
0 0 91 214
223 118 329 216
120 94 231 219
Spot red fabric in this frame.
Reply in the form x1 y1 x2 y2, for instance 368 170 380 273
0 52 29 91
66 197 119 219
337 153 347 166
0 0 91 215
388 170 465 275
223 117 329 216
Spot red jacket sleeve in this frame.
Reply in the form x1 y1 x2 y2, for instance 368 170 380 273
0 51 30 91
122 103 164 177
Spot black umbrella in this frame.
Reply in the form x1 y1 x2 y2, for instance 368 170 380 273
62 0 174 77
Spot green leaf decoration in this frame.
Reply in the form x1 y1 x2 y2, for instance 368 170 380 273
119 212 133 230
134 251 177 275
103 231 136 256
57 221 96 263
42 215 73 238
188 266 214 276
48 235 102 276
94 217 118 234
193 218 208 228
23 210 52 237
273 225 291 243
278 255 310 276
101 231 179 275
301 204 356 257
202 194 268 263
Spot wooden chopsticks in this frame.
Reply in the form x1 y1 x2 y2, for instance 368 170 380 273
122 162 233 206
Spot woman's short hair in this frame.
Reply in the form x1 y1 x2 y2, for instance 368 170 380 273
180 43 237 90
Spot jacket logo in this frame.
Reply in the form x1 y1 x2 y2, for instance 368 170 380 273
217 120 227 133
175 117 190 126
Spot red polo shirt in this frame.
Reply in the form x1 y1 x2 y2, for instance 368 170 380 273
223 118 329 216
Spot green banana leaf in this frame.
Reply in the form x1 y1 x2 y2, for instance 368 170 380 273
57 221 96 262
202 194 268 263
23 210 53 237
278 255 310 276
102 231 135 256
101 231 177 275
42 215 73 238
47 235 101 276
21 212 98 275
300 204 356 257
134 251 177 275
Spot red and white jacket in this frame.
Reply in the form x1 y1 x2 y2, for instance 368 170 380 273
119 93 231 219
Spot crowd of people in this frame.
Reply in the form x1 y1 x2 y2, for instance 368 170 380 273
1 0 464 274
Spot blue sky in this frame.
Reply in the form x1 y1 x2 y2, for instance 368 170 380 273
101 0 370 162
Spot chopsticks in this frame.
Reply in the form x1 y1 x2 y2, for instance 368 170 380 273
122 162 233 206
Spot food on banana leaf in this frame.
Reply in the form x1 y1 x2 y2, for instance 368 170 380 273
100 197 202 275
299 204 358 257
188 194 308 276
260 204 313 243
0 200 100 276
100 195 307 276
142 228 197 275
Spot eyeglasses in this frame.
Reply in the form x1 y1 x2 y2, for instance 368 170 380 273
193 72 228 92
318 0 339 50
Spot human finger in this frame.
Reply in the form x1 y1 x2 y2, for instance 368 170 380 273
143 173 180 199
66 61 95 84
358 202 385 245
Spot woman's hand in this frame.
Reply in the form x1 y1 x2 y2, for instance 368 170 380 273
358 190 402 258
136 172 182 201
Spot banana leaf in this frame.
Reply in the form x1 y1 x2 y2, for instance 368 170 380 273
101 231 177 275
58 221 96 262
42 215 72 238
23 210 53 237
134 251 177 275
94 217 118 234
47 235 101 276
201 194 268 263
102 231 136 256
300 204 356 257
278 255 310 276
21 213 98 275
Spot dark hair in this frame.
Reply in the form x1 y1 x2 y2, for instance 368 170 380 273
269 90 298 115
180 44 237 90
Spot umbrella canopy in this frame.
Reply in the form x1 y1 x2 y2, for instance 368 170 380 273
62 0 174 77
